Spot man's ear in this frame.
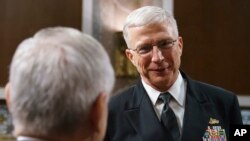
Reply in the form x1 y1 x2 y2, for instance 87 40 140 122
4 83 11 111
89 92 108 141
125 49 136 66
177 36 183 56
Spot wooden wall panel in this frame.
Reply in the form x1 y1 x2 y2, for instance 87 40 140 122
0 0 82 87
175 0 250 94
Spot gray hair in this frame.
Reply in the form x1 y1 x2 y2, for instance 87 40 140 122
9 27 115 136
123 6 179 47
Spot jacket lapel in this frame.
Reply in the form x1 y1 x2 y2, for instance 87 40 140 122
181 72 212 141
124 81 167 141
123 72 214 141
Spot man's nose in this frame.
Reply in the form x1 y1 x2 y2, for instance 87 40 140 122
151 46 164 63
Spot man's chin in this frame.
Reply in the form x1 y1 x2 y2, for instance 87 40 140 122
151 77 169 84
150 70 170 78
149 73 172 83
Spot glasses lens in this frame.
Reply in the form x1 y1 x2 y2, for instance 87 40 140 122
132 39 177 56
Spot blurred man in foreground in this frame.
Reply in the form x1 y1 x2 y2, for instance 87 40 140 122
5 27 115 141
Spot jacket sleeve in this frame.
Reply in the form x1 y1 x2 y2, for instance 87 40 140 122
230 95 243 125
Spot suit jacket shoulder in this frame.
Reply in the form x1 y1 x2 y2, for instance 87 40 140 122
109 84 137 109
180 72 242 140
189 79 240 118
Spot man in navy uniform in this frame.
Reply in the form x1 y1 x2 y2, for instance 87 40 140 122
105 6 242 141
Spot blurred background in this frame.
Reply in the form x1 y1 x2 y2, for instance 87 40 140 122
0 0 250 139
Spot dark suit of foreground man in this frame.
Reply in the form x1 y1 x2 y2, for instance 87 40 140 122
105 6 242 141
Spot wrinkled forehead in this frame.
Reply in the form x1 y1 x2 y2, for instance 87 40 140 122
129 21 176 36
127 22 177 47
128 22 177 40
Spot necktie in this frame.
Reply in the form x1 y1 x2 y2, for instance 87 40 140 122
158 92 180 141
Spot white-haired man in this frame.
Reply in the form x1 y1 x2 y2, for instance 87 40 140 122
105 6 242 141
5 27 115 141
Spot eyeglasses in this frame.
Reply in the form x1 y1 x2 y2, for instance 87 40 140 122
129 39 177 55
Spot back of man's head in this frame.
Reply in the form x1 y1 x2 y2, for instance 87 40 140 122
5 27 115 140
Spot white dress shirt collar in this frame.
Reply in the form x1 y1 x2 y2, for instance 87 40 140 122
142 72 185 107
